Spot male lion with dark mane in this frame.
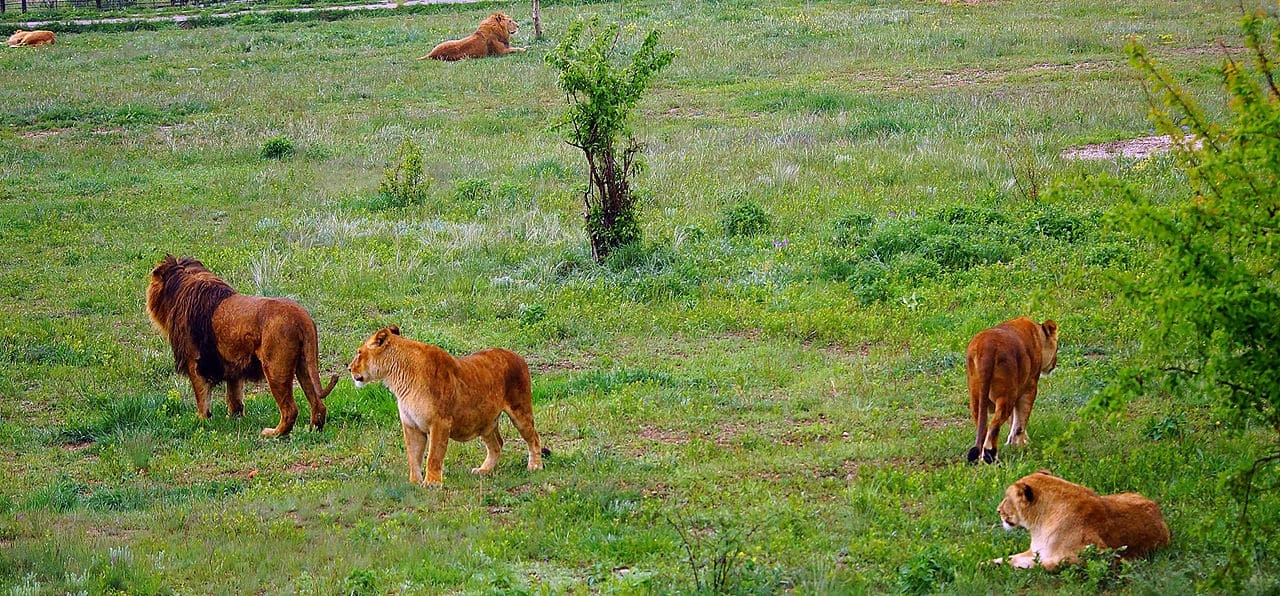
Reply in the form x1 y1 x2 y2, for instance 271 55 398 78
349 326 548 486
146 255 338 436
992 470 1170 570
419 12 525 61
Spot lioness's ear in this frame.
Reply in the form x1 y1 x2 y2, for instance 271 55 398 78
373 329 392 347
388 325 401 336
1021 482 1035 504
1042 320 1058 338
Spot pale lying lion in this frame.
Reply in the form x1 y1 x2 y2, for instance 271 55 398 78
420 12 525 61
7 30 55 47
992 471 1170 571
349 326 547 486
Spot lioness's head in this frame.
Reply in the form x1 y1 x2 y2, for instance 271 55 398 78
349 326 401 388
6 30 28 46
1039 319 1059 376
997 470 1055 530
483 12 519 37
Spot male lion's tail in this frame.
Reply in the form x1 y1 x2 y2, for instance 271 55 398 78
319 374 339 400
300 318 338 401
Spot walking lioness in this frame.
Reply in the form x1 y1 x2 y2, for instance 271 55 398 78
966 317 1058 463
349 326 547 486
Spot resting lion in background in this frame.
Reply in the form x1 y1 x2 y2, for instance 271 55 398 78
966 317 1058 463
7 30 55 47
349 326 548 486
420 12 525 61
992 471 1170 570
146 255 338 436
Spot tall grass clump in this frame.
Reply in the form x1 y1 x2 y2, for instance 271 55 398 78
1092 9 1280 589
545 17 675 263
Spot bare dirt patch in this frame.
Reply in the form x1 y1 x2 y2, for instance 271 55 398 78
919 416 961 430
286 461 320 474
1060 135 1199 160
62 440 94 451
20 130 64 139
528 357 590 373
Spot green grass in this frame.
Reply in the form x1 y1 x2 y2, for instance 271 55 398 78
2 0 1278 593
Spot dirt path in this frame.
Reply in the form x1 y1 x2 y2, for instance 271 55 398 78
18 0 476 28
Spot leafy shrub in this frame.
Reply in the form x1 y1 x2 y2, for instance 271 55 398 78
343 568 379 596
896 546 955 594
1093 10 1280 588
546 17 675 262
452 177 493 204
1025 204 1092 242
721 200 772 237
846 260 890 305
259 136 294 160
377 138 430 208
518 303 547 326
831 211 876 247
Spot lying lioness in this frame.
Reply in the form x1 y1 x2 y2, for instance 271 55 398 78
7 30 56 47
993 471 1170 570
349 326 547 486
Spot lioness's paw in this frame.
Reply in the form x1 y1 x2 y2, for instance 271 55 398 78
527 461 543 471
261 427 280 437
470 466 494 475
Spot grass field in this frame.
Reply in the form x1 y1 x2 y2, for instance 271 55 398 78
2 0 1279 593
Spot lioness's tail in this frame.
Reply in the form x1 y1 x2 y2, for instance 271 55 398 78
967 352 995 463
541 446 551 457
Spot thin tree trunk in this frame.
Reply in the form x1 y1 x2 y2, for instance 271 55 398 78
532 0 542 39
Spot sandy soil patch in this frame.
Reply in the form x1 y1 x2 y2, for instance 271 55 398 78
1060 135 1199 160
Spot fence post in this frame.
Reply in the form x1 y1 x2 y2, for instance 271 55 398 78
21 0 26 13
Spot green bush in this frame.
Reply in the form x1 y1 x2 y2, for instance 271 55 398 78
545 17 675 263
259 135 294 159
721 200 772 238
1095 10 1280 588
377 138 430 208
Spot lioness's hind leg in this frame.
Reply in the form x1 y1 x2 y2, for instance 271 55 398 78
1008 391 1036 446
507 407 543 471
473 424 503 475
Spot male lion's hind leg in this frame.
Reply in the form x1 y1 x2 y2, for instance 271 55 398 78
225 378 246 418
260 373 299 437
472 424 503 475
